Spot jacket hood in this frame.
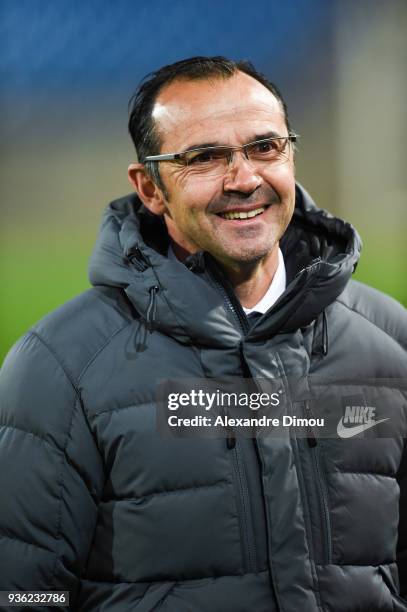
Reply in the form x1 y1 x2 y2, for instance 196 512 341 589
89 183 362 345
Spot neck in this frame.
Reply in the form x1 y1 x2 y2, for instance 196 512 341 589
169 233 280 310
219 248 280 309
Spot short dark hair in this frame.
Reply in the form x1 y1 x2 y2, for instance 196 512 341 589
128 56 291 192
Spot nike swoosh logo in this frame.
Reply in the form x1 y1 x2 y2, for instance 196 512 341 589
337 418 389 439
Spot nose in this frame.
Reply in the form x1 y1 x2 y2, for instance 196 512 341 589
222 150 262 195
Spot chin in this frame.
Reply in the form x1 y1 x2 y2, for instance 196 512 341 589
223 246 273 265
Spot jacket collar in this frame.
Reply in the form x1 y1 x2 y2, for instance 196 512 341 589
88 183 361 344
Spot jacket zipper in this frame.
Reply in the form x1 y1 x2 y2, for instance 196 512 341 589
204 256 257 574
305 402 332 564
204 255 249 334
231 442 257 573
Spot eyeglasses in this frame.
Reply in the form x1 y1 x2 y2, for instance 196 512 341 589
142 134 298 177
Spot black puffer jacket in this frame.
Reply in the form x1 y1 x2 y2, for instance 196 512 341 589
1 184 407 612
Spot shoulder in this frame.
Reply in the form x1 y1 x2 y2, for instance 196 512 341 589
335 279 407 351
0 286 135 437
2 286 134 388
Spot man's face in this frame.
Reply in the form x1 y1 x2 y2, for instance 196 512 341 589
152 71 296 266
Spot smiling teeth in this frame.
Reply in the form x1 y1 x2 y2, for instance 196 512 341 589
220 206 266 220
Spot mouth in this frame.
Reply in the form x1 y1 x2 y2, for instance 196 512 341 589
216 205 269 221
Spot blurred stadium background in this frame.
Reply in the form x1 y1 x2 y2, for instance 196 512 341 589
1 0 406 363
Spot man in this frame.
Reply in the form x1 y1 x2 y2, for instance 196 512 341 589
0 56 407 611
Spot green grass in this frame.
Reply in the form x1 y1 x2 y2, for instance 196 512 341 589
1 229 92 364
353 231 406 306
1 227 405 366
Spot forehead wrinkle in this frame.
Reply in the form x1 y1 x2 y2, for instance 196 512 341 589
153 78 286 154
157 107 286 153
155 77 281 124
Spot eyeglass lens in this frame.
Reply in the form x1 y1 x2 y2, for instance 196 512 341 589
183 137 292 175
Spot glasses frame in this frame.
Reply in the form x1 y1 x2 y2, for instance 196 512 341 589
142 133 298 165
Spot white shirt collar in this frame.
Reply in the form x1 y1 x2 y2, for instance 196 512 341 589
167 245 286 315
242 248 286 315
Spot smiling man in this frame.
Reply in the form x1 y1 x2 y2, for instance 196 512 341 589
128 69 295 310
1 56 407 612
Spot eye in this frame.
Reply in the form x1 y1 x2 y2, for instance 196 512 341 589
191 152 216 164
186 149 226 165
258 141 276 152
251 139 282 156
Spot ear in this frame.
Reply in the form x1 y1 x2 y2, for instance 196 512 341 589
128 163 166 215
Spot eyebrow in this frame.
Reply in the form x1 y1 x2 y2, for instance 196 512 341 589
180 130 285 154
